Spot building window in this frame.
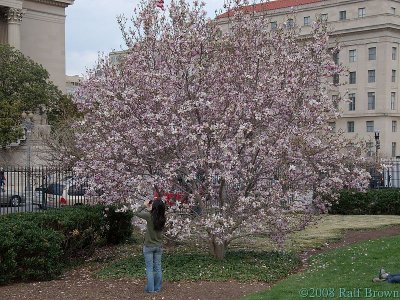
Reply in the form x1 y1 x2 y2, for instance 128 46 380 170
392 121 397 132
368 47 377 60
348 93 356 111
328 122 336 132
333 51 339 65
391 92 396 110
368 70 376 83
349 72 356 84
332 94 339 109
271 21 277 30
358 7 366 18
304 16 310 26
391 7 396 15
392 47 397 60
321 14 328 22
392 142 397 157
366 121 374 132
368 92 375 110
339 11 347 20
347 121 355 133
349 49 357 62
286 18 294 28
333 74 339 85
392 70 397 82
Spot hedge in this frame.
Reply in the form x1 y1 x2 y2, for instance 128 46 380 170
0 220 64 284
0 205 133 284
103 205 134 245
329 188 400 215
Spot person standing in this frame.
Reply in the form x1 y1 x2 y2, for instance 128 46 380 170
0 167 5 192
133 199 166 293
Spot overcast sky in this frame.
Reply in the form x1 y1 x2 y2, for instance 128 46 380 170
65 0 227 76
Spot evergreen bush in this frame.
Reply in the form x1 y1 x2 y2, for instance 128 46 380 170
0 204 133 284
329 189 400 215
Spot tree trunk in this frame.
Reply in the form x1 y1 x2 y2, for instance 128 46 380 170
208 237 227 260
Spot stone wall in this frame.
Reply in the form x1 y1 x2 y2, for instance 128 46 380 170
0 113 52 167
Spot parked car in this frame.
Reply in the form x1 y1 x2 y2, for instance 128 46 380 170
0 189 26 207
33 179 93 209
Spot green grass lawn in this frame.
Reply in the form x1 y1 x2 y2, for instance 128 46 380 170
232 215 400 252
242 234 400 300
286 215 400 251
96 249 301 282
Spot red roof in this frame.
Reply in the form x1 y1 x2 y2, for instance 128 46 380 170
217 0 323 19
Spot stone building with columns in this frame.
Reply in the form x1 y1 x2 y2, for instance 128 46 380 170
0 0 74 167
0 0 74 92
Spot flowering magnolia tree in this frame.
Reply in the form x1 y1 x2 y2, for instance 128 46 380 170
71 0 370 259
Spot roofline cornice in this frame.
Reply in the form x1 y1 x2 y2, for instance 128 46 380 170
216 0 380 23
30 0 74 8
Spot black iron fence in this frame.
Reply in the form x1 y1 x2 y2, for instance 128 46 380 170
381 159 400 188
369 159 400 189
2 162 400 215
0 166 93 215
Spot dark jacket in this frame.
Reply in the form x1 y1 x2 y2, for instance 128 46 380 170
134 205 163 247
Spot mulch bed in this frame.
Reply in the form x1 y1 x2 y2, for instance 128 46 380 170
1 226 399 300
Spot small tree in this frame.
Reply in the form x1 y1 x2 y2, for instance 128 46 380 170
0 44 61 147
72 0 369 259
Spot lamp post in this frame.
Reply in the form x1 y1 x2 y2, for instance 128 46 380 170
374 130 381 188
21 111 34 195
21 111 34 169
374 130 380 165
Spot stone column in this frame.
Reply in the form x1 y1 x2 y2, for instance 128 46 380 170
5 7 23 50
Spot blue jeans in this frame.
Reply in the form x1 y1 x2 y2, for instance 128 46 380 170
387 273 400 283
143 245 163 292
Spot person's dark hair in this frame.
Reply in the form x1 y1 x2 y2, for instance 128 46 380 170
151 199 166 231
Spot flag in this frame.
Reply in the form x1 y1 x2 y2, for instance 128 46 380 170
156 0 164 10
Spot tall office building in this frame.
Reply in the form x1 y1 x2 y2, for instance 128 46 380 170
217 0 400 160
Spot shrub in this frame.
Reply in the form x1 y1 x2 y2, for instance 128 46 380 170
329 189 400 215
3 205 106 258
0 204 133 284
0 219 64 284
103 205 134 245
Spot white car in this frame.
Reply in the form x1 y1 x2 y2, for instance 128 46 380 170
33 179 93 209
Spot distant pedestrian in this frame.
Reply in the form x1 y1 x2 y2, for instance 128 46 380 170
0 167 5 192
373 268 400 283
133 199 166 293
